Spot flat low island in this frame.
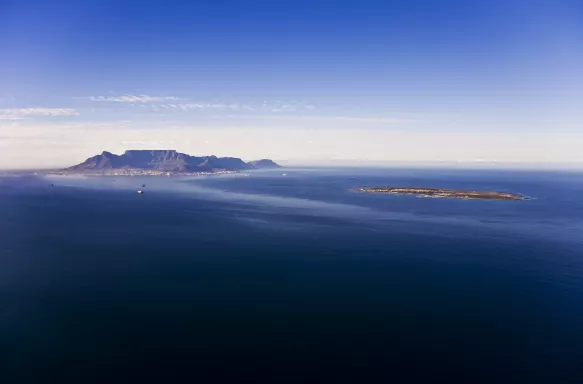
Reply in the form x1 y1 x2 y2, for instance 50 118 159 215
353 187 524 200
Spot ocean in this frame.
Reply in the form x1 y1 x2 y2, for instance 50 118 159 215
1 168 582 382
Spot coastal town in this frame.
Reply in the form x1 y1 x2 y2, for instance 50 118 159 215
41 168 239 177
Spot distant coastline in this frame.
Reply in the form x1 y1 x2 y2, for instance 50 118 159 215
40 168 238 177
36 150 283 176
353 187 525 200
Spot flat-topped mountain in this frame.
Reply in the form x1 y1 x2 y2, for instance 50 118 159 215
67 150 280 172
248 159 282 169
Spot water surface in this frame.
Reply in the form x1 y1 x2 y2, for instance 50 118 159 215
1 168 582 382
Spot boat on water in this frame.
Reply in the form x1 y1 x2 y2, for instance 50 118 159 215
137 190 144 194
281 173 288 176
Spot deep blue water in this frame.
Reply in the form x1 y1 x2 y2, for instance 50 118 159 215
1 168 582 383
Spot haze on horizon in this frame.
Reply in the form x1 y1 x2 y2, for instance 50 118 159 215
0 0 581 170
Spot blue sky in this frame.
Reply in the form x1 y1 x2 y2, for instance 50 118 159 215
0 0 581 168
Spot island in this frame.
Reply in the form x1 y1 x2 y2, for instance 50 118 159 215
353 187 524 200
42 150 281 176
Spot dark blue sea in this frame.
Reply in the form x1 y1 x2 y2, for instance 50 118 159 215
1 168 582 383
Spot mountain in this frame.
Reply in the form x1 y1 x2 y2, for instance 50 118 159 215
248 159 282 169
67 150 279 172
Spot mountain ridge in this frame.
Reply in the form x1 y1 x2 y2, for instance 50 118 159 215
248 159 282 169
67 150 280 172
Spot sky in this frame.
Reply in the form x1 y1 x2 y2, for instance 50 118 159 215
0 0 582 169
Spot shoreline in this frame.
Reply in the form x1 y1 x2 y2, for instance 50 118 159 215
37 169 239 177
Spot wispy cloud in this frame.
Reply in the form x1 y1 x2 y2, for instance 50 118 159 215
86 94 182 103
155 103 251 111
148 100 315 113
0 108 79 120
222 114 415 124
84 95 315 113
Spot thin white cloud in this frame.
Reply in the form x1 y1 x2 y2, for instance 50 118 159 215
0 108 79 119
148 101 314 113
326 116 414 124
86 94 182 103
221 114 415 124
159 103 235 111
84 95 314 113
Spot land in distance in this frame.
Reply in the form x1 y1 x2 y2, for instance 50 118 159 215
41 150 281 176
353 187 525 200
